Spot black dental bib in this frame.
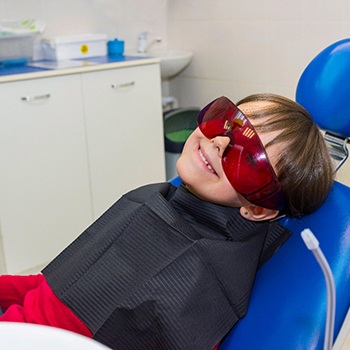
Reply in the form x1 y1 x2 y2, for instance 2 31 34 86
43 183 291 350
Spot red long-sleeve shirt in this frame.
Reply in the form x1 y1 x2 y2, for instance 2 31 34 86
0 274 220 349
0 274 92 337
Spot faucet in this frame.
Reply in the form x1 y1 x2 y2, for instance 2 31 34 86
137 31 162 53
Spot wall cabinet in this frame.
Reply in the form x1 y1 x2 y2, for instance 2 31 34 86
0 63 165 274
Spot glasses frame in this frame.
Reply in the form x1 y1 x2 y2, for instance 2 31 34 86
197 96 285 211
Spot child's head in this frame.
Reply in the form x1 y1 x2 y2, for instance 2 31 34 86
176 94 334 219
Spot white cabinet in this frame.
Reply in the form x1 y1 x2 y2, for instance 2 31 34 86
0 74 93 274
82 64 165 218
0 62 166 274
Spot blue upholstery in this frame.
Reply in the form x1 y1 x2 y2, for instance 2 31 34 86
219 39 350 349
219 180 350 349
296 38 350 138
169 39 350 348
169 177 350 349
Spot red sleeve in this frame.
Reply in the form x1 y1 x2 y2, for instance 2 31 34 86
0 277 92 338
0 275 220 345
0 274 45 311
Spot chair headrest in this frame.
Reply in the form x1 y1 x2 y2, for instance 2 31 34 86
296 38 350 139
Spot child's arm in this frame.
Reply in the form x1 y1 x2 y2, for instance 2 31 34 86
0 274 45 310
0 275 92 338
213 342 220 350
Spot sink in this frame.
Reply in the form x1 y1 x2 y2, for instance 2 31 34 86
153 50 193 79
128 50 193 79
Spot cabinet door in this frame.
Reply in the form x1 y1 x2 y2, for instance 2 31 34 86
0 75 93 273
82 64 166 218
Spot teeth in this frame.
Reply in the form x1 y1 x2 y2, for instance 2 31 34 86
199 149 215 173
199 149 208 164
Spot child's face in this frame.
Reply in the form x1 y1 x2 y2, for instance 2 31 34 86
176 100 280 209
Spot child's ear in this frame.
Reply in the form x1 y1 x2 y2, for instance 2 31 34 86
239 205 279 222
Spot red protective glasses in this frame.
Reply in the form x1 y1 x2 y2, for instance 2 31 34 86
197 96 285 211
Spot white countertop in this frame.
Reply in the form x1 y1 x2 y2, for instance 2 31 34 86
0 55 160 83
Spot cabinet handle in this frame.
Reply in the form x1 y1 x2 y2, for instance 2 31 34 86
21 93 51 102
111 81 135 89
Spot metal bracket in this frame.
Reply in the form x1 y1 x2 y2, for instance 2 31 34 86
324 131 349 172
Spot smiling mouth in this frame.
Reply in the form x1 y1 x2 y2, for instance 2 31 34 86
199 148 217 174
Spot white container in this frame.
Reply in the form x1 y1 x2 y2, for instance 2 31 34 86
0 33 36 63
42 33 107 60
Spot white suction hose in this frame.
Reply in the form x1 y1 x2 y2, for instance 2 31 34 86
301 228 336 350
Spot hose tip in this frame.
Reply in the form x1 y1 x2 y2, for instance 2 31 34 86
301 228 320 250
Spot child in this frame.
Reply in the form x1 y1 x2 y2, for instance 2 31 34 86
0 94 334 350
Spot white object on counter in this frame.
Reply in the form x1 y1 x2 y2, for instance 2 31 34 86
0 19 45 36
42 33 107 61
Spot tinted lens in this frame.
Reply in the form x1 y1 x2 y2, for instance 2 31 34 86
197 96 285 210
197 97 242 139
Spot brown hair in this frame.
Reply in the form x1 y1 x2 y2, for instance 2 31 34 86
237 93 335 217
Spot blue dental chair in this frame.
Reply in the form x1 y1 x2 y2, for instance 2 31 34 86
218 181 350 350
174 39 350 350
221 39 350 350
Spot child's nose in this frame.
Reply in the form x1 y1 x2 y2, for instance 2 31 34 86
212 136 231 158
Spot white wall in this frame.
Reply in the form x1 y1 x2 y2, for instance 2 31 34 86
167 0 349 103
0 0 168 55
166 0 350 186
0 0 349 184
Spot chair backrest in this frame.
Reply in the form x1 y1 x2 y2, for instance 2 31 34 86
169 175 350 349
219 181 350 349
219 38 350 350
